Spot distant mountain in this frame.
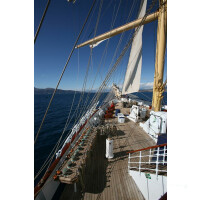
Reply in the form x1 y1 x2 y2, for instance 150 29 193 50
34 86 167 95
34 87 81 94
139 89 153 92
139 84 167 93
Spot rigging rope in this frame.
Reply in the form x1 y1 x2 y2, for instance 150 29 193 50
110 0 139 86
62 0 104 129
53 0 112 157
87 0 158 111
34 0 97 145
75 0 104 120
35 0 158 183
35 0 102 179
56 2 161 179
34 0 51 44
53 0 112 153
36 48 82 180
80 1 98 43
83 0 137 112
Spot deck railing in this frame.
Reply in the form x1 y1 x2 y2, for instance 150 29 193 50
127 143 167 177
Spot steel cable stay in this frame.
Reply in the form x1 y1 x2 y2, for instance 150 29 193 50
72 49 93 121
78 27 112 116
67 0 104 125
55 63 93 155
34 0 51 44
75 0 104 114
79 0 98 44
78 0 139 114
110 0 148 94
34 0 98 182
54 0 116 152
90 34 134 107
80 6 119 106
72 42 95 121
110 17 136 88
57 61 111 157
86 0 158 111
113 19 138 87
35 55 92 189
59 49 98 143
101 0 159 102
35 46 92 180
36 87 80 181
116 12 162 105
106 0 136 71
35 0 158 184
62 49 81 132
86 9 143 108
85 0 131 90
137 89 166 105
35 0 103 178
34 144 57 180
85 27 133 112
82 0 133 183
75 0 120 121
138 91 153 101
82 0 136 110
34 0 97 145
34 1 161 197
67 2 160 186
35 90 78 181
67 1 161 184
57 49 81 153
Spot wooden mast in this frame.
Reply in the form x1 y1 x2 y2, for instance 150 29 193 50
76 1 167 111
152 0 167 111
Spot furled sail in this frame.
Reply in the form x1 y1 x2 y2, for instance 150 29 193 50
89 38 108 48
122 0 147 94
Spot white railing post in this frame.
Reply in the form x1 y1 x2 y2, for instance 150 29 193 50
127 145 167 176
163 146 166 165
156 147 160 177
139 151 141 173
149 149 151 164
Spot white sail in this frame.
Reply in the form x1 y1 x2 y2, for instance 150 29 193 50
122 0 147 94
89 38 108 48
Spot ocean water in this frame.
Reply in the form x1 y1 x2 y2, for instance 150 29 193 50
34 91 167 184
34 92 106 184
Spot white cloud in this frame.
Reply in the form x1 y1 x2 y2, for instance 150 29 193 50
140 82 154 90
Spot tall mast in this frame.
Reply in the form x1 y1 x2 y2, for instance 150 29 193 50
152 0 167 111
76 0 167 112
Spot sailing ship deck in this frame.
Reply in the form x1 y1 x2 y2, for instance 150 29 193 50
59 102 156 200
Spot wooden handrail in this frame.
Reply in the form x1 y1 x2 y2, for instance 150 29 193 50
127 143 167 154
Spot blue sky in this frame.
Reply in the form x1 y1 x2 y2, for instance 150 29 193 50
34 0 167 90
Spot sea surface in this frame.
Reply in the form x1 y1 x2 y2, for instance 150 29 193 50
34 91 167 184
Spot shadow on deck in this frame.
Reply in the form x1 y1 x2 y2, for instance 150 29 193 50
59 134 109 200
84 134 108 194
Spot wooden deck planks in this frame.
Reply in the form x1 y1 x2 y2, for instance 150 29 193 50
59 102 156 200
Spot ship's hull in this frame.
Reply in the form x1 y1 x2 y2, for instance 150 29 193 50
35 101 112 199
35 96 166 200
